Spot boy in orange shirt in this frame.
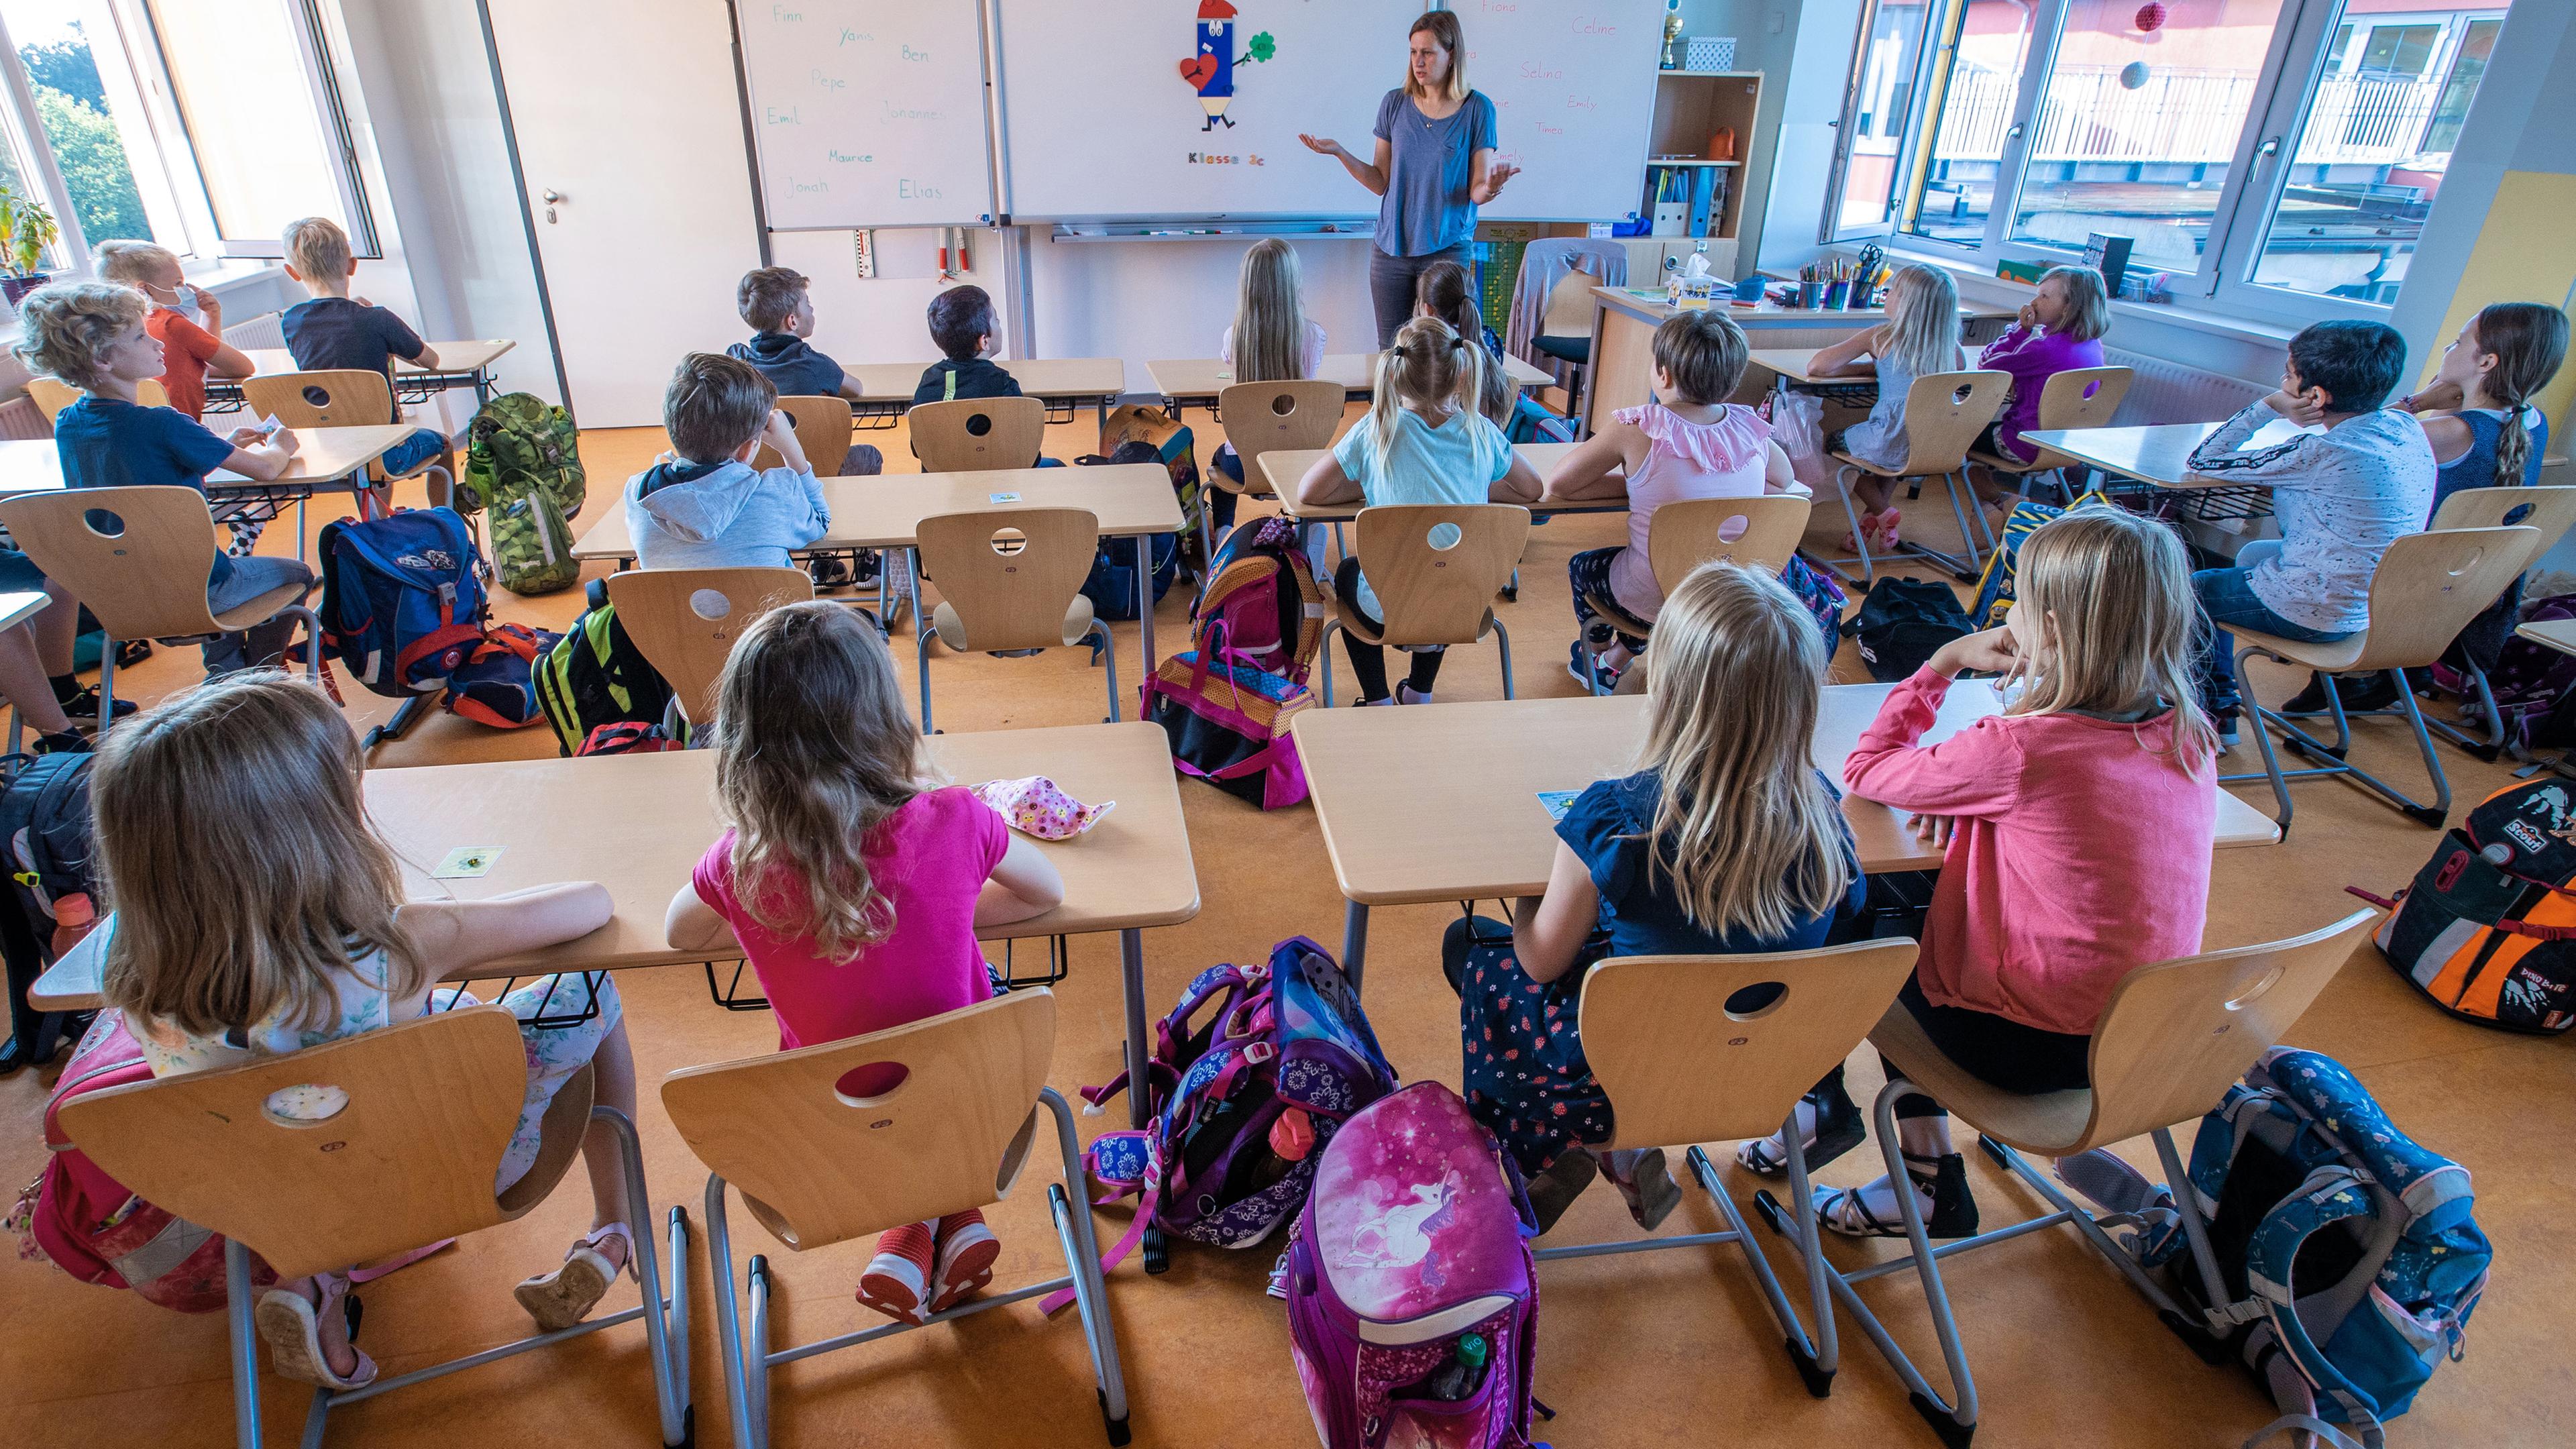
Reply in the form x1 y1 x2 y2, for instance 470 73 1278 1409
94 240 256 420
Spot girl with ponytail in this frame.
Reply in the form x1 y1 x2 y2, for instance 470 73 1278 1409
2404 301 2568 508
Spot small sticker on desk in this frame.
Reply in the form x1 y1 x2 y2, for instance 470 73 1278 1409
989 491 1022 503
435 846 502 879
1536 790 1580 822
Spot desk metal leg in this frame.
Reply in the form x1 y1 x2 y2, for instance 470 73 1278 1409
1340 901 1368 992
1120 926 1169 1272
1136 535 1156 679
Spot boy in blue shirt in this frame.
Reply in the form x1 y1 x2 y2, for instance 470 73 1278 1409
280 216 450 504
18 282 313 678
623 354 830 574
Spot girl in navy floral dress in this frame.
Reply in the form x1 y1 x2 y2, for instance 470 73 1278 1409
1444 562 1863 1231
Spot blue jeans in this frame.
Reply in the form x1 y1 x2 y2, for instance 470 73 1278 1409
382 427 448 477
2192 539 2351 718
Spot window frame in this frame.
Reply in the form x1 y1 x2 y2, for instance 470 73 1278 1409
1822 0 1941 244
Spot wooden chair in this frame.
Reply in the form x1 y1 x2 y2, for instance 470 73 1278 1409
57 1008 691 1449
1528 941 1918 1399
2402 486 2576 756
0 486 323 719
912 506 1116 734
1966 364 2133 497
1320 503 1529 706
604 566 813 730
1816 368 2011 583
659 989 1128 1449
751 394 855 476
240 368 451 511
909 396 1047 473
1762 910 2379 1447
1206 379 1342 563
2226 525 2542 834
1575 495 1815 694
26 375 168 420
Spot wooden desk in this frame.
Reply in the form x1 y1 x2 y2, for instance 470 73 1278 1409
1147 352 1554 415
0 589 47 630
572 463 1185 672
225 339 519 409
2018 420 2328 492
30 723 1199 1126
843 358 1128 428
2516 619 2576 657
1746 348 1880 390
0 425 409 508
1289 686 2282 985
1255 442 1625 523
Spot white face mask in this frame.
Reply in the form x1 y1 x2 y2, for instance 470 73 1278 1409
150 284 201 325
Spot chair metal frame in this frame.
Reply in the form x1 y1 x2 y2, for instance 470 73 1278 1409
1318 503 1529 706
908 507 1118 735
1813 370 2012 584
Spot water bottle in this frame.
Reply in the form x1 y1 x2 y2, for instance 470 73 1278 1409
1424 1332 1489 1401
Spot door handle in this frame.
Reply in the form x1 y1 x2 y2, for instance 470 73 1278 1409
541 188 563 224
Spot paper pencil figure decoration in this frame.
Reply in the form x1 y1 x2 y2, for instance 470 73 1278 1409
1178 1 1276 131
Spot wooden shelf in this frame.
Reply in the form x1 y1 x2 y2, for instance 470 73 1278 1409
1658 70 1763 79
1647 158 1741 168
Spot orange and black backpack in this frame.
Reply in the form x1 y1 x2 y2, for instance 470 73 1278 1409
2361 779 2576 1032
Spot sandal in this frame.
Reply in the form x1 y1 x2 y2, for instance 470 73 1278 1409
1599 1148 1682 1231
513 1222 632 1332
255 1272 377 1390
1736 1083 1866 1177
1815 1152 1978 1240
1841 510 1885 554
1871 509 1903 551
928 1209 1001 1314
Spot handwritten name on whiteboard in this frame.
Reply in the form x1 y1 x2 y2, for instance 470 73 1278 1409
900 179 945 199
1572 16 1619 33
765 105 799 125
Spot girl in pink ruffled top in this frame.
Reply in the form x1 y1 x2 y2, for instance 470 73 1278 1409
1550 310 1840 689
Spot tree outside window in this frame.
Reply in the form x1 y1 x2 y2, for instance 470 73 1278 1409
23 24 150 249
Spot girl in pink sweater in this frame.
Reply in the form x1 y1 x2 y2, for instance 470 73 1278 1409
1739 509 2216 1236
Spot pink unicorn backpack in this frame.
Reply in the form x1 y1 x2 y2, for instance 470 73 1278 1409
1284 1081 1548 1449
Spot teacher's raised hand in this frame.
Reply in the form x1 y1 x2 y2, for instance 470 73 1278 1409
1302 131 1390 197
1470 158 1520 205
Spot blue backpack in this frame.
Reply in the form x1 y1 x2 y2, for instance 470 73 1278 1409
1505 392 1576 445
315 507 490 698
2141 1049 2488 1448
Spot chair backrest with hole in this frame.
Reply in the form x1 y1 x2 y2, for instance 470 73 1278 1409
1580 940 1919 1150
2432 485 2576 556
910 396 1046 474
2348 525 2543 672
2077 910 2379 1149
0 486 230 640
1351 503 1530 649
753 394 854 476
240 370 395 429
661 989 1055 1250
2033 366 2131 433
1216 380 1343 496
1538 268 1597 341
56 1007 592 1281
604 566 814 727
1892 369 2011 477
1646 494 1813 588
28 376 168 422
916 506 1101 651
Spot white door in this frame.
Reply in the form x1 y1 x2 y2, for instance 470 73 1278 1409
484 0 763 426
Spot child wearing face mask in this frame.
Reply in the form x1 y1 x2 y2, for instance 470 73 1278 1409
93 240 257 421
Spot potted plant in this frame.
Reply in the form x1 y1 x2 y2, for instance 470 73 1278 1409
0 182 58 305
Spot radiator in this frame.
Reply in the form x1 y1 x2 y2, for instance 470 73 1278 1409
0 396 47 441
2103 345 2265 426
223 311 287 351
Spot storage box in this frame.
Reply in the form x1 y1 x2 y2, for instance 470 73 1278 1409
1651 201 1689 237
1686 36 1736 71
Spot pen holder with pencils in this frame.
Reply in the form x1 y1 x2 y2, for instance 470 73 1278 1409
1823 280 1849 309
1796 281 1823 309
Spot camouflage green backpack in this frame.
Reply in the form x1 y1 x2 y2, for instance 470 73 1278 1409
465 393 586 596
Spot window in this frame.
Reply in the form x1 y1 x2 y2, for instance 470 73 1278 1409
140 0 376 256
1821 0 2520 320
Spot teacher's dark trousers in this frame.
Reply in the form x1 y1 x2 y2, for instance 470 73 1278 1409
1368 241 1476 348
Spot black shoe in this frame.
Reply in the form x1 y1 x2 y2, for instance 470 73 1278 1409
808 554 853 589
2283 671 2400 716
55 684 135 724
34 730 91 755
2280 672 2333 715
1525 1147 1599 1236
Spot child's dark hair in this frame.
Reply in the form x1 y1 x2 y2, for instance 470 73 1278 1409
2467 303 2569 488
737 266 810 333
927 285 997 362
1652 311 1750 406
1415 260 1508 423
663 352 776 463
2288 319 2408 415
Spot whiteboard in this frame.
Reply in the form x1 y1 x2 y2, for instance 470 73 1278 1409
993 0 1663 224
733 0 996 229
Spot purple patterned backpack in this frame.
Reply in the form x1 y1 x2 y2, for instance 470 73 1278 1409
1055 938 1395 1303
1285 1082 1546 1449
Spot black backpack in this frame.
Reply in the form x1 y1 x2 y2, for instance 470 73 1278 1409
533 578 677 756
1847 577 1972 682
0 753 98 1073
1075 441 1181 621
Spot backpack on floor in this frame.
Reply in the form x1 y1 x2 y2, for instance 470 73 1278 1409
535 580 677 757
1140 517 1326 809
466 393 585 596
1076 441 1182 621
2358 779 2576 1032
1847 576 1971 683
316 506 490 699
1100 403 1203 552
1285 1081 1545 1449
2430 593 2576 755
1051 937 1395 1307
1967 490 2116 627
441 622 559 730
576 720 684 757
2138 1049 2487 1449
0 751 99 964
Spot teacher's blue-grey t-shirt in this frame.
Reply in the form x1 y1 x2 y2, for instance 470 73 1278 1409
1372 89 1498 257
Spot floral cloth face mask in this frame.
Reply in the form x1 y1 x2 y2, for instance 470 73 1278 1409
973 775 1114 841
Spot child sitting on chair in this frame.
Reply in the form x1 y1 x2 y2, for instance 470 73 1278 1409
623 353 828 572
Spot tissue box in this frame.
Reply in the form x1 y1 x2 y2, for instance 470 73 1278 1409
1686 36 1736 70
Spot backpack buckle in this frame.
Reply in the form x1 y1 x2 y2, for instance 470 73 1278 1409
1244 1040 1275 1066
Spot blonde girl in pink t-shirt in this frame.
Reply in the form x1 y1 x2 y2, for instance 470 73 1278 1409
1739 509 2216 1238
665 601 1063 1324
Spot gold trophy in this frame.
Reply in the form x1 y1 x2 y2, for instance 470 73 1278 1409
1662 6 1684 68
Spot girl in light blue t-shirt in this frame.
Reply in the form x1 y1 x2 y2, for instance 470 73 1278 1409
1295 315 1540 704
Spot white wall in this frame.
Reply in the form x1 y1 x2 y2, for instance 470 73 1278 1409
1676 0 1809 281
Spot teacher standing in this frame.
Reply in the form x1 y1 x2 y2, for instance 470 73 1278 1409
1299 11 1520 347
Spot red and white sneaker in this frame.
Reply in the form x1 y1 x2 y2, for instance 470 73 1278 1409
857 1220 936 1324
928 1210 1001 1315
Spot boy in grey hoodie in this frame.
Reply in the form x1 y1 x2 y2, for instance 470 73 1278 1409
625 352 831 571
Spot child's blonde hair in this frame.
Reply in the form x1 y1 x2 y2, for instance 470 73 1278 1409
1881 264 1964 382
2006 510 2214 767
1230 237 1310 384
95 672 427 1037
1368 315 1483 475
283 215 352 280
94 239 180 288
2036 264 2110 343
710 600 930 963
13 280 146 390
1634 562 1854 940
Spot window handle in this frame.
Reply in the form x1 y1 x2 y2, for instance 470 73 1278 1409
2006 123 2025 140
2256 137 2281 158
